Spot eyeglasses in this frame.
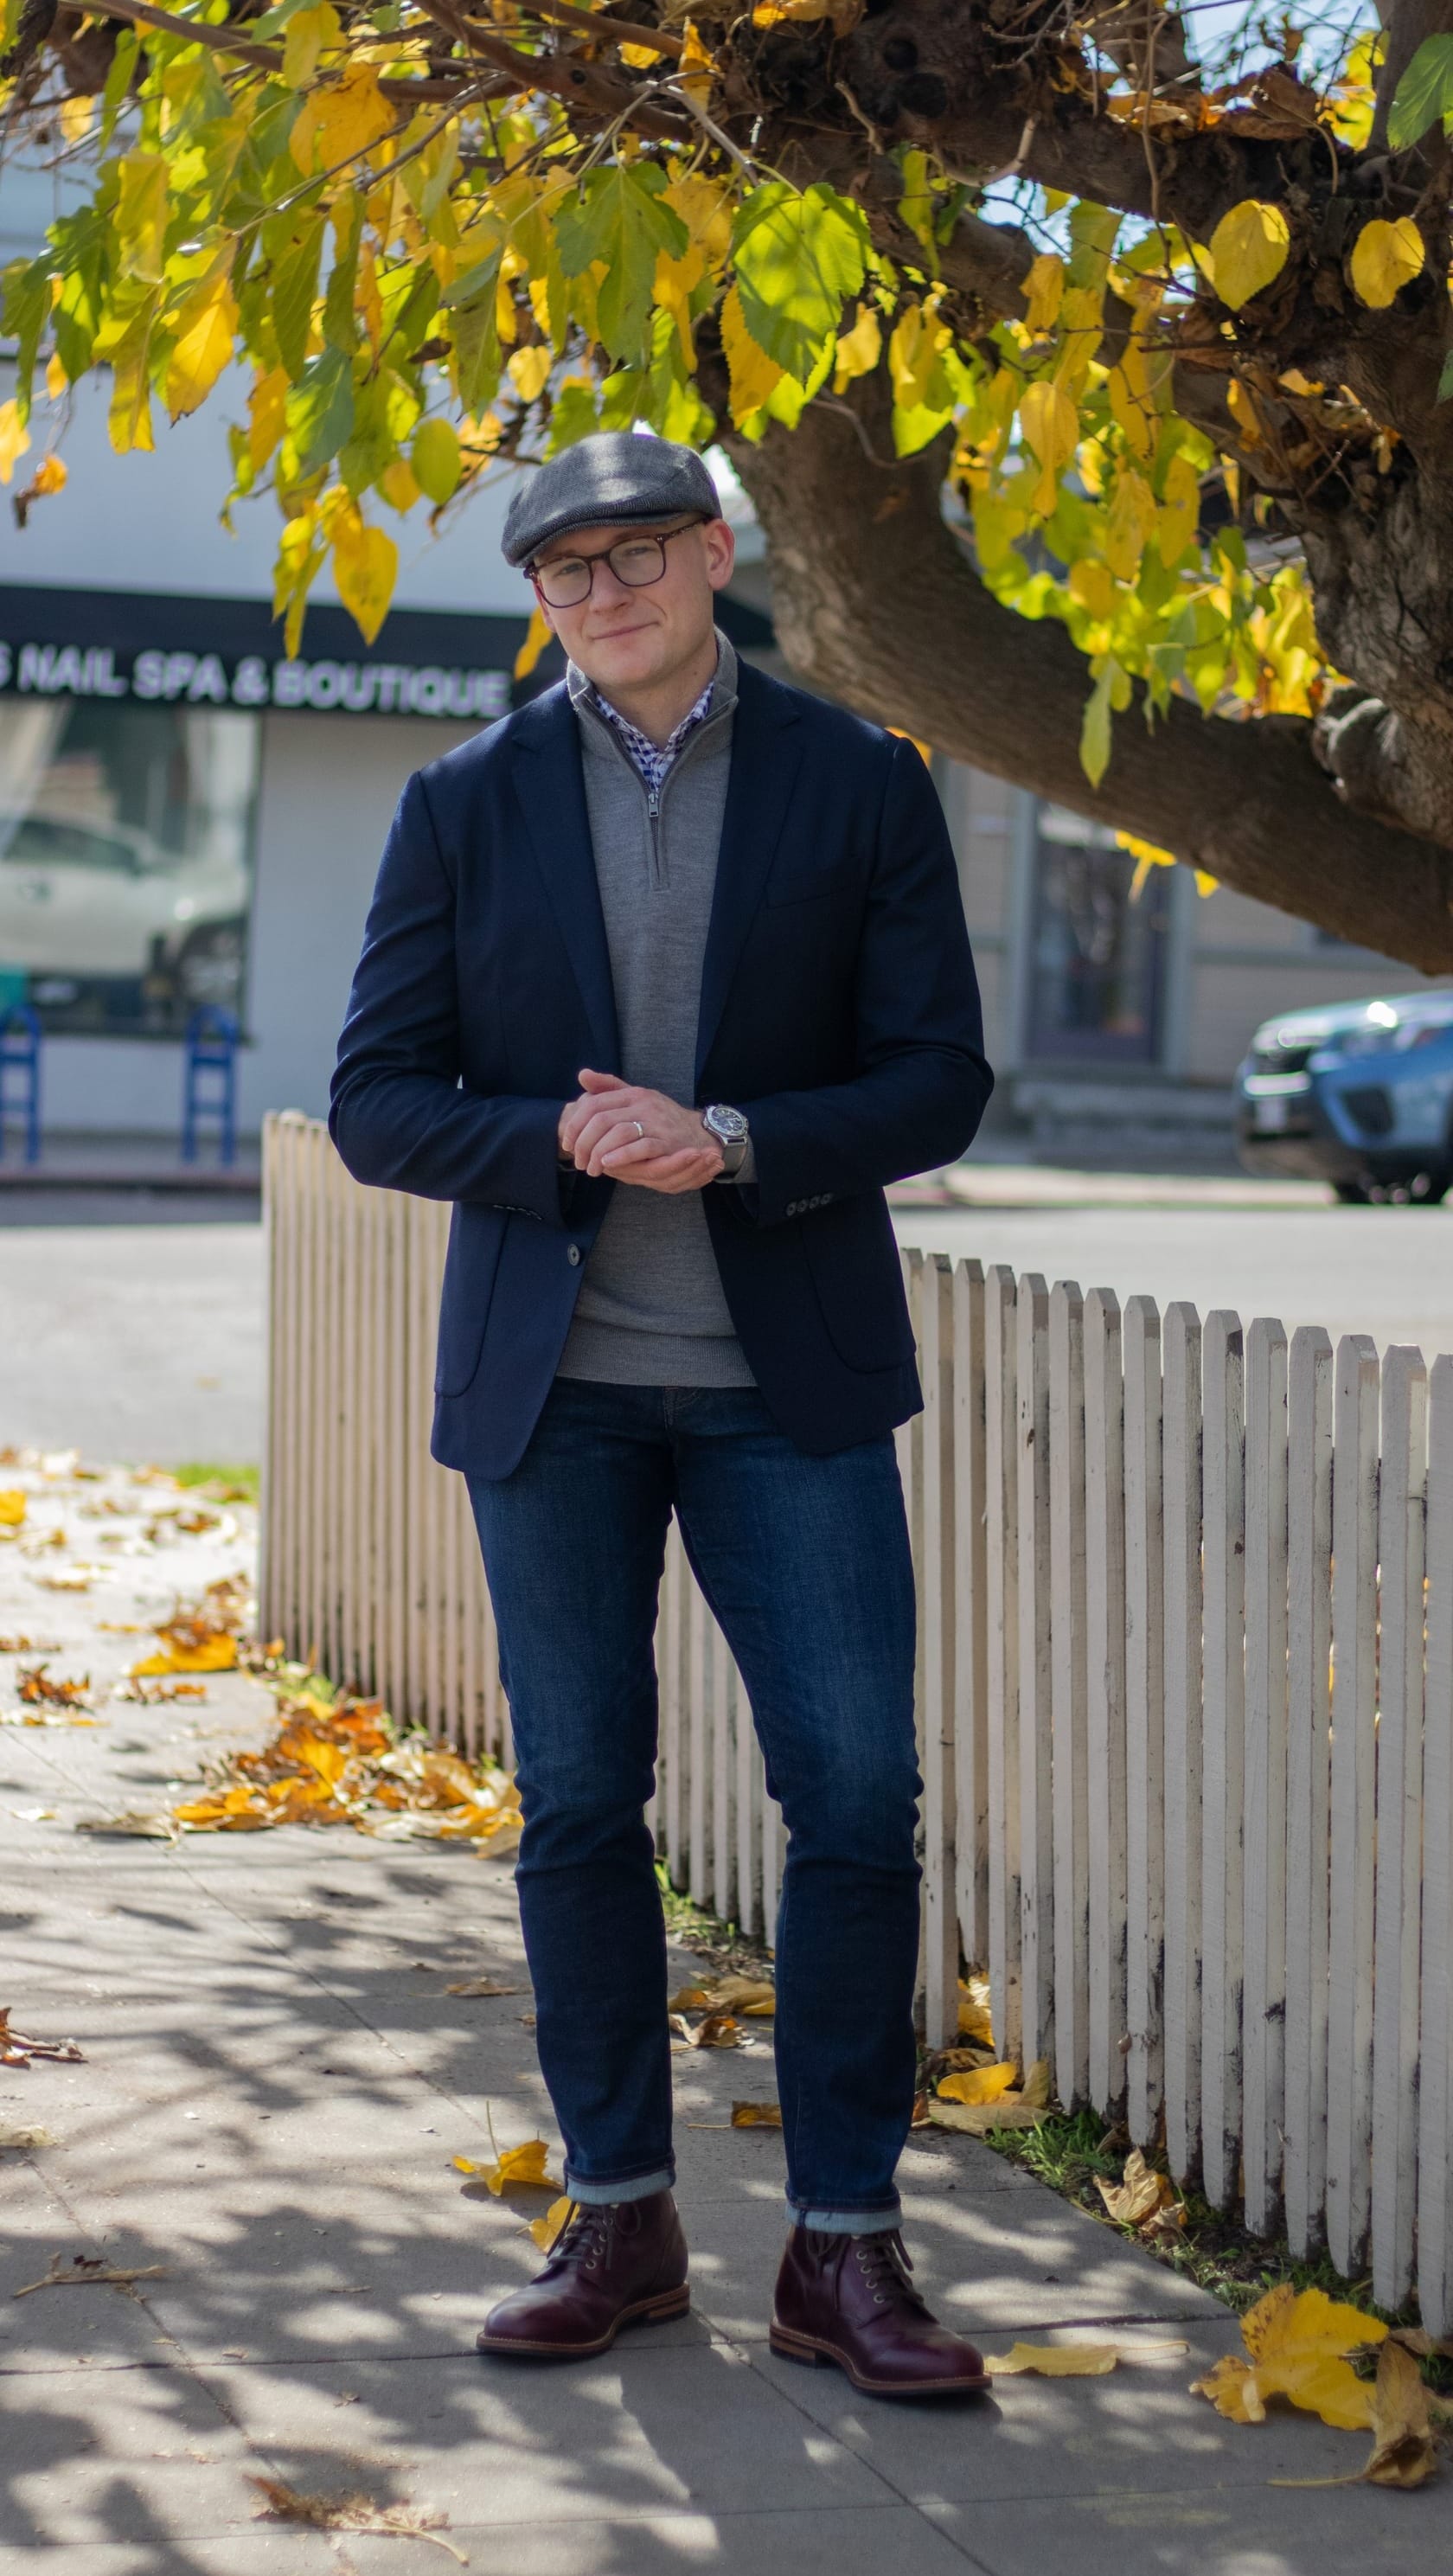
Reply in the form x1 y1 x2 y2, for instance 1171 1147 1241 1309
528 519 703 610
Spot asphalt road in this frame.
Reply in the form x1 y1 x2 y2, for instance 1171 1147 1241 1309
1 1182 1450 1466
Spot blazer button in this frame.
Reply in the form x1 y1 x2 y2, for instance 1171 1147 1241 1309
566 1243 581 1266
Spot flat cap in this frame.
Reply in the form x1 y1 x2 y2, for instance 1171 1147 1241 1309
501 431 720 567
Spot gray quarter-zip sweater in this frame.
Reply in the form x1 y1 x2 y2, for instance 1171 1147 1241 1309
557 631 756 1388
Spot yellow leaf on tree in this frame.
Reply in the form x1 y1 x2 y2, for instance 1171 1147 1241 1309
29 454 66 499
662 172 732 272
720 283 784 426
506 344 552 404
115 155 169 285
833 300 881 393
653 241 705 368
1019 378 1079 516
514 603 553 682
888 300 951 415
1158 449 1201 567
990 2342 1119 2376
676 18 715 106
1108 337 1156 462
1022 252 1064 336
1349 216 1424 311
333 514 397 646
1068 560 1117 618
248 367 290 472
165 282 239 420
283 1 341 89
1208 199 1291 311
937 2060 1018 2105
455 2138 561 2195
1103 466 1157 581
379 456 421 514
58 93 93 144
290 66 394 176
528 2195 572 2252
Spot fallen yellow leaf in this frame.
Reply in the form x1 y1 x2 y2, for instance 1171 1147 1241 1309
990 2342 1118 2376
927 2099 1045 2135
937 2061 1018 2106
1019 2059 1052 2110
131 1634 237 1676
528 2195 572 2254
957 1974 994 2047
1193 2284 1386 2432
454 2139 561 2196
0 1492 26 1527
731 2100 783 2127
1097 2146 1180 2230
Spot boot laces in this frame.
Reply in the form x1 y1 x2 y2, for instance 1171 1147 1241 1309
853 2229 928 2312
553 2202 618 2273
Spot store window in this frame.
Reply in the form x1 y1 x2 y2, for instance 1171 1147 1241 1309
1023 800 1169 1065
0 700 259 1036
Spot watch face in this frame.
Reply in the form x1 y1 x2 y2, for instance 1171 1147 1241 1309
707 1105 749 1143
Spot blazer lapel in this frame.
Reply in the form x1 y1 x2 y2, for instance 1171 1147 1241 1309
510 685 620 1072
694 666 803 1086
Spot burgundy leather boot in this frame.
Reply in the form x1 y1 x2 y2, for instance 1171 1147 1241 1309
771 2226 989 2397
477 2190 688 2359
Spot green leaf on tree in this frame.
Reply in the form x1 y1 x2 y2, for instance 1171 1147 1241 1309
1387 33 1453 151
731 182 869 387
555 165 687 362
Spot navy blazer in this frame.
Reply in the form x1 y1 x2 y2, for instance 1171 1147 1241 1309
330 661 993 1479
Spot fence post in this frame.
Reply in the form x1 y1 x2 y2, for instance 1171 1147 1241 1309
1050 1280 1089 2111
1244 1317 1290 2236
1162 1302 1203 2189
1284 1325 1333 2259
1372 1346 1429 2311
985 1265 1021 2067
1123 1295 1164 2148
1017 1274 1053 2076
1200 1310 1245 2211
1418 1356 1453 2337
1326 1335 1379 2275
920 1253 958 2047
953 1259 989 1980
1084 1288 1126 2116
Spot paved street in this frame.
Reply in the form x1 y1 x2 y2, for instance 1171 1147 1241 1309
3 1173 1451 1466
0 1465 1438 2573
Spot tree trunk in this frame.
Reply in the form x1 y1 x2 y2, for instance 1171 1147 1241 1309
726 385 1453 973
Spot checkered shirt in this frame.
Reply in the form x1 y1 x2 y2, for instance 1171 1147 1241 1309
588 676 715 802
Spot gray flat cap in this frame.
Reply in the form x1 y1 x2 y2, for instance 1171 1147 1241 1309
501 431 720 567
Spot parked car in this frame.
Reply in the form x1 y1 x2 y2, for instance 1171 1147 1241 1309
1236 990 1453 1202
0 809 248 1031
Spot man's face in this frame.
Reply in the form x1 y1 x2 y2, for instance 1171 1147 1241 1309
531 512 735 695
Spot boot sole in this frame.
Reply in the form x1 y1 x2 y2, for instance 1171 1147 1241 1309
769 2320 989 2399
477 2284 689 2360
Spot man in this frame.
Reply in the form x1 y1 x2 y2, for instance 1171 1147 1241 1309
330 430 994 2398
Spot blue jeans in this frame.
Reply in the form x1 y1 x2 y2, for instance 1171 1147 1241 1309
467 1380 921 2233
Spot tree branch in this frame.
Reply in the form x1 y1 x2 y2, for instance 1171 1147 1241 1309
726 376 1453 971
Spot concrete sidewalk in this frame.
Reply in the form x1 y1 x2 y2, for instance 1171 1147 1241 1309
0 1465 1438 2573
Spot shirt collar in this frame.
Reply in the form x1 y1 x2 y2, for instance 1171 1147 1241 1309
566 628 739 753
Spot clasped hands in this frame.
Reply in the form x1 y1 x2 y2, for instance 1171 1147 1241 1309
559 1067 722 1195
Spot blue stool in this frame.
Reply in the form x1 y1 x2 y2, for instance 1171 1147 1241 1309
0 1003 42 1167
182 1006 240 1168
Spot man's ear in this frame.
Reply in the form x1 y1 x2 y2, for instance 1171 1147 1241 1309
703 516 736 593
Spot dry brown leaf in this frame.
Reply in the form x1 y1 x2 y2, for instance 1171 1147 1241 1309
0 2008 83 2067
731 2100 784 2127
0 1634 60 1651
1362 2337 1437 2486
16 1663 90 1708
16 2254 165 2295
75 1812 176 1839
668 1985 712 2013
1096 2146 1184 2240
248 2475 466 2562
445 1979 522 1998
989 2342 1119 2376
926 2099 1044 2135
0 2123 56 2150
669 2011 740 2050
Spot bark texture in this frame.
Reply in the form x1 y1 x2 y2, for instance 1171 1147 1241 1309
727 382 1453 971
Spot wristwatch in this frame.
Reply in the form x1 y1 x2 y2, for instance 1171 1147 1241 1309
702 1103 750 1176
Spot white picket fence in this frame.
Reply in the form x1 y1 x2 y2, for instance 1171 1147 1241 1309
260 1109 1453 2329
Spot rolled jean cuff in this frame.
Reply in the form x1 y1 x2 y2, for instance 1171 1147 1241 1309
787 2195 902 2235
566 2163 675 2208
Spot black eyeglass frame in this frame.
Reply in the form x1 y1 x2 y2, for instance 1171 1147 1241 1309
527 517 707 610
